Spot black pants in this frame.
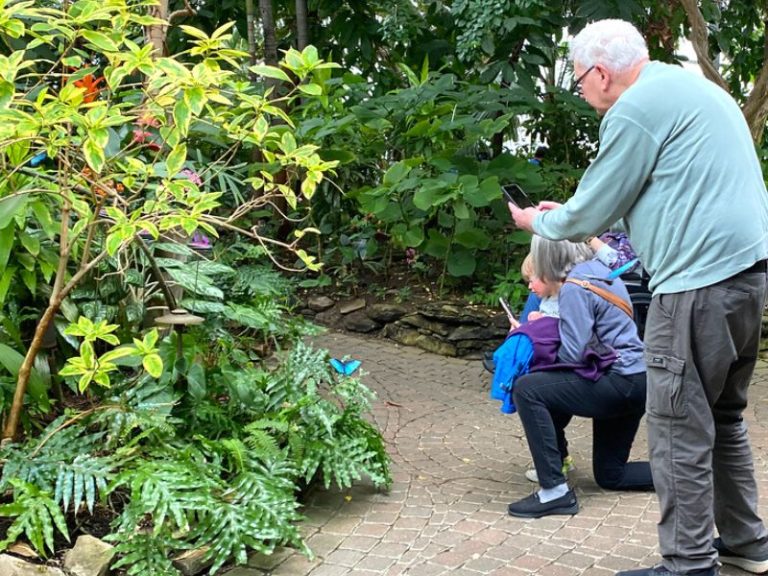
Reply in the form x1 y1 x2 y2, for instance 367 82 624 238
513 369 653 491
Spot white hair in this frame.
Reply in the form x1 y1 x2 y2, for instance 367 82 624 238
569 19 649 72
530 236 594 284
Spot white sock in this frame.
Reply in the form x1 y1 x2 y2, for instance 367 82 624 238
538 482 569 503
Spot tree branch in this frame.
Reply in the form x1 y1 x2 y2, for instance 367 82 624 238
678 0 729 92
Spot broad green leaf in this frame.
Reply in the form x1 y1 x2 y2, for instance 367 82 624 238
0 196 26 229
187 362 206 400
0 224 14 271
447 248 476 277
105 232 123 256
248 64 291 82
166 143 187 177
143 353 163 378
173 99 190 135
0 266 14 304
80 30 119 52
383 161 410 187
83 138 105 173
18 231 39 256
298 83 322 96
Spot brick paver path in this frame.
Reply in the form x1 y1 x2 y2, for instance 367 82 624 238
226 331 768 576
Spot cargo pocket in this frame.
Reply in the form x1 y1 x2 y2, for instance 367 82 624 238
644 351 686 418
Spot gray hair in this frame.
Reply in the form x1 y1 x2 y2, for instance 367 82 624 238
530 236 594 283
569 19 649 72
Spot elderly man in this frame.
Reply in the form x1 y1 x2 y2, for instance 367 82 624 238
510 19 768 576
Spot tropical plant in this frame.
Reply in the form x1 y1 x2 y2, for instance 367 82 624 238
0 0 337 440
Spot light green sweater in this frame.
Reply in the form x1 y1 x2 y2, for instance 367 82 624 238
534 61 768 294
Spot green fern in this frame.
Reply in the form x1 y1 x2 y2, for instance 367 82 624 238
1 417 118 514
111 533 181 576
0 479 69 556
195 465 305 574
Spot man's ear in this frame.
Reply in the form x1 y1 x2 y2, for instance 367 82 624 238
595 64 610 89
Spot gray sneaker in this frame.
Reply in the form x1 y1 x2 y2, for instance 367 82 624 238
525 456 575 483
714 537 768 574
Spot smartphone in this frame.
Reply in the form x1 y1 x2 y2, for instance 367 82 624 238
502 183 532 209
502 187 520 209
499 297 515 319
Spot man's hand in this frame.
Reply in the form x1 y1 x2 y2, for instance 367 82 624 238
508 203 539 232
537 201 562 212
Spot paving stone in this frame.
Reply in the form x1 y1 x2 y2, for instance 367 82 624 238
241 333 768 576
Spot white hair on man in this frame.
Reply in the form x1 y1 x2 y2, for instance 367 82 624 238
569 19 649 72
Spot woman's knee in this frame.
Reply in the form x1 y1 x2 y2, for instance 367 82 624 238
512 374 540 404
593 465 624 490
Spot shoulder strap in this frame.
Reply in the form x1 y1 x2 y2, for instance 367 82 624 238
565 278 634 318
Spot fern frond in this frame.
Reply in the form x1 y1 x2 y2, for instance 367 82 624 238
111 533 181 576
55 454 114 513
194 467 305 574
0 479 69 556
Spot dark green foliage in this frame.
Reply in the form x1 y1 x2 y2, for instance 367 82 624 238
0 251 389 571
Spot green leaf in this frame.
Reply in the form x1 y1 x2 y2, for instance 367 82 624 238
0 224 14 271
298 83 322 96
83 138 105 173
383 161 410 187
248 64 291 82
166 143 187 177
0 196 26 229
80 30 119 52
173 99 191 135
187 362 206 400
105 232 123 256
18 231 39 256
447 248 476 277
143 353 163 378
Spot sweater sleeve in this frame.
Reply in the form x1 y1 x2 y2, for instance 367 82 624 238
556 283 595 364
533 107 662 241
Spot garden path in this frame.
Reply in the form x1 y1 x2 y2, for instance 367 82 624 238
224 331 768 576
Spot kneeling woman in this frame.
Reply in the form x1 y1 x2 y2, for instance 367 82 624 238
507 236 652 519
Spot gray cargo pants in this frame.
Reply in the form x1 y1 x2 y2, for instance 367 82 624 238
645 265 768 573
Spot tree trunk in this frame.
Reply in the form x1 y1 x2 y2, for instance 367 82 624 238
679 0 768 142
295 0 309 50
260 0 278 66
147 0 170 57
246 0 257 67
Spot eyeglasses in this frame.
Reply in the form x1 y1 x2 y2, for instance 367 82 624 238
570 65 595 93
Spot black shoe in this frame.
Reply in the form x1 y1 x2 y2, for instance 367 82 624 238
507 489 578 518
714 537 768 574
482 350 495 373
616 565 717 576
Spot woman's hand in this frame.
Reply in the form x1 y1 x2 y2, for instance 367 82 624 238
527 311 544 321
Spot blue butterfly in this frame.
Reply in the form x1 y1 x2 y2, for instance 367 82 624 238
330 358 361 376
28 151 48 167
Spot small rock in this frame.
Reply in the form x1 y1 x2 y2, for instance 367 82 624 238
0 554 65 576
172 547 213 576
339 298 366 314
63 535 115 576
342 312 380 333
7 543 38 559
307 295 335 312
366 303 408 323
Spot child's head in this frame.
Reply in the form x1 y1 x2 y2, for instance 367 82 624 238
521 253 535 282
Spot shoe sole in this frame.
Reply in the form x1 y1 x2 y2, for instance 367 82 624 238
718 556 768 574
507 502 579 519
